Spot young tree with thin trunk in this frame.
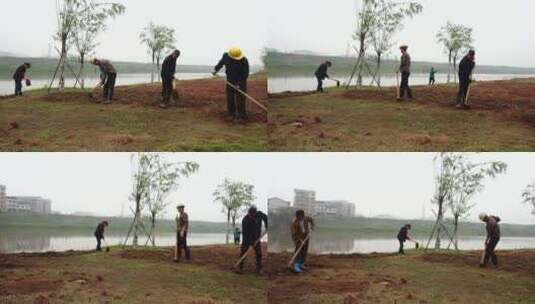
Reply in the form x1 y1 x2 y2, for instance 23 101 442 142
139 23 177 82
436 22 474 83
522 182 535 214
213 179 256 244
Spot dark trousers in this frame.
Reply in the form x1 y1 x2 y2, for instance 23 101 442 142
483 237 499 266
239 241 262 270
96 237 102 251
457 78 470 105
399 72 413 99
398 238 405 254
176 232 191 261
103 73 116 100
316 76 324 92
295 240 309 264
161 75 173 103
234 236 240 245
429 78 435 85
226 80 248 120
14 79 23 96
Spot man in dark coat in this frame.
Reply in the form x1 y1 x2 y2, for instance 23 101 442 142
13 63 31 96
160 49 181 109
397 224 412 254
479 212 500 267
457 50 476 109
397 45 413 101
237 206 268 274
94 221 109 251
91 58 117 104
213 47 250 121
174 204 191 262
315 61 332 93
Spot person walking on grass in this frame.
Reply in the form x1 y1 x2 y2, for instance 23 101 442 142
237 206 268 275
174 204 191 263
234 227 241 245
160 49 181 109
456 50 476 110
397 224 412 254
479 212 500 268
290 209 315 273
213 47 250 121
13 62 31 96
429 67 436 85
397 45 413 101
94 221 109 252
91 58 117 104
315 61 332 93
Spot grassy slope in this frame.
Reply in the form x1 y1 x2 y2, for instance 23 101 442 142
268 84 535 152
268 250 535 303
0 246 267 304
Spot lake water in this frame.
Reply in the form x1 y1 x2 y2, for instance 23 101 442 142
268 73 535 93
0 72 212 96
268 235 535 254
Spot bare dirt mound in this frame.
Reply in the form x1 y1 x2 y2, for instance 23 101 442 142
0 278 63 296
420 250 535 276
33 78 268 123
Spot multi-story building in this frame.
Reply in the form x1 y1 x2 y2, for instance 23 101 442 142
0 185 52 214
268 197 291 211
293 189 316 215
0 185 6 212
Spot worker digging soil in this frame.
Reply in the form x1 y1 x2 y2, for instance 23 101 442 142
213 47 250 122
457 50 476 110
91 58 117 104
12 62 31 97
174 204 191 263
94 221 109 252
160 49 181 109
314 61 332 93
397 224 413 254
479 212 501 268
236 206 268 275
290 209 315 273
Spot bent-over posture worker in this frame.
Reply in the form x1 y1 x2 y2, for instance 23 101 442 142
291 209 315 273
91 58 117 103
13 62 31 96
457 50 476 109
429 67 436 85
174 204 191 262
479 212 500 267
237 206 267 274
397 224 412 254
160 49 181 109
213 47 250 121
398 45 413 101
94 221 109 251
315 61 332 93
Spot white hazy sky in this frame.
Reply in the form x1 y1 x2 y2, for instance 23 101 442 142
0 153 268 222
0 0 267 65
267 153 535 225
268 0 535 68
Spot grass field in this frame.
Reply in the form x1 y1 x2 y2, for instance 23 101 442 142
0 245 267 304
268 79 535 152
0 76 268 152
268 249 535 303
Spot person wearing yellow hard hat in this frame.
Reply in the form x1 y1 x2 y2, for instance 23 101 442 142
213 47 250 121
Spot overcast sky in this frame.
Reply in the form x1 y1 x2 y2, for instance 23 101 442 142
0 0 267 65
268 153 535 225
268 0 535 68
0 153 268 222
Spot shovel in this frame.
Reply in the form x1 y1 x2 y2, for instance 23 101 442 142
233 231 268 269
408 240 419 249
328 78 341 88
288 233 311 269
225 81 268 113
103 239 111 252
395 71 401 99
480 241 487 266
88 82 102 99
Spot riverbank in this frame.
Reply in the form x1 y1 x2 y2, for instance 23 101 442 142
268 249 535 303
0 244 267 304
0 75 267 152
268 79 535 151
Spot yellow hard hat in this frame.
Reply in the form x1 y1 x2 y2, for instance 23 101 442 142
228 47 244 60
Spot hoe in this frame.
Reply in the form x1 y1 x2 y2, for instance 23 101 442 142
233 231 268 269
287 233 311 271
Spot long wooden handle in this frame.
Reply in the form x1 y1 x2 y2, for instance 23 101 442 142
480 242 486 265
233 231 268 268
396 72 400 99
288 233 311 268
225 81 268 113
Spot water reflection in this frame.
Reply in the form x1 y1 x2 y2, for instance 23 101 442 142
268 73 535 93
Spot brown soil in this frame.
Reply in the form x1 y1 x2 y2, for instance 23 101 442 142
0 278 63 296
268 91 317 100
420 250 535 276
31 77 268 123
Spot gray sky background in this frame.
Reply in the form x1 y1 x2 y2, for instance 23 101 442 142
267 153 535 225
0 0 267 65
0 153 268 222
268 0 535 68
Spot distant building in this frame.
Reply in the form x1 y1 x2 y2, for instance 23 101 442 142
293 189 316 215
291 189 355 218
268 197 291 211
0 185 52 214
